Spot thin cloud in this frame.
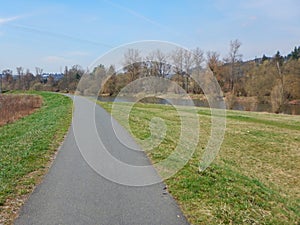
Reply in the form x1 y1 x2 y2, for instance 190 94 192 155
241 0 299 21
241 15 257 27
102 0 186 39
12 24 113 48
0 16 20 25
103 0 165 29
65 51 90 57
43 56 71 64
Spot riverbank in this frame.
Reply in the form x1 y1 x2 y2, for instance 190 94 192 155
98 94 300 115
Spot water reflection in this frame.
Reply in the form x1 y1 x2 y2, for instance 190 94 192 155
98 96 300 115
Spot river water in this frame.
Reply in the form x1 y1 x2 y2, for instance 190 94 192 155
98 96 300 115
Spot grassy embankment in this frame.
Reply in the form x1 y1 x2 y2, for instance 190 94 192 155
0 92 72 224
98 100 300 225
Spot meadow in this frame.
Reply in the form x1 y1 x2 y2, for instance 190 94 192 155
98 100 300 225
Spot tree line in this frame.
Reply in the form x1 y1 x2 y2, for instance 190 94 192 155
87 40 299 113
1 40 299 113
0 65 84 93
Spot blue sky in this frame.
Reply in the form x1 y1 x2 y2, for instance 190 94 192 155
0 0 299 73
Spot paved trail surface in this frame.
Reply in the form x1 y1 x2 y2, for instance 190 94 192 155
15 96 189 225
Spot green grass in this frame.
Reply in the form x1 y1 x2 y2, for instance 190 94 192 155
98 101 300 225
0 92 72 207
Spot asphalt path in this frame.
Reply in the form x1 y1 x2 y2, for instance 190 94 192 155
14 95 189 225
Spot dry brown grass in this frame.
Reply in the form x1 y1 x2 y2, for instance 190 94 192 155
0 94 42 126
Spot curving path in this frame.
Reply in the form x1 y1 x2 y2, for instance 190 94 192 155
14 95 189 225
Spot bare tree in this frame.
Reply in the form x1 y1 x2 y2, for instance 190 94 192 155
225 39 242 92
183 50 193 73
35 67 43 76
272 51 285 112
24 69 34 90
144 53 155 77
172 48 193 92
34 67 43 84
183 49 194 92
171 48 184 75
158 50 171 78
147 49 171 78
123 49 142 81
16 67 24 76
2 70 14 90
207 51 222 76
190 48 205 93
207 51 220 71
16 66 24 90
193 48 205 69
206 50 229 92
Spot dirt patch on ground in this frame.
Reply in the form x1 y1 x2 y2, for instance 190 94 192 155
0 94 42 126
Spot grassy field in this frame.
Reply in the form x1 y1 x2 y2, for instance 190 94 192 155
98 101 300 225
0 92 72 224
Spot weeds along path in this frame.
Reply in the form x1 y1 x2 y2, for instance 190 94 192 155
0 92 72 224
0 94 42 126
